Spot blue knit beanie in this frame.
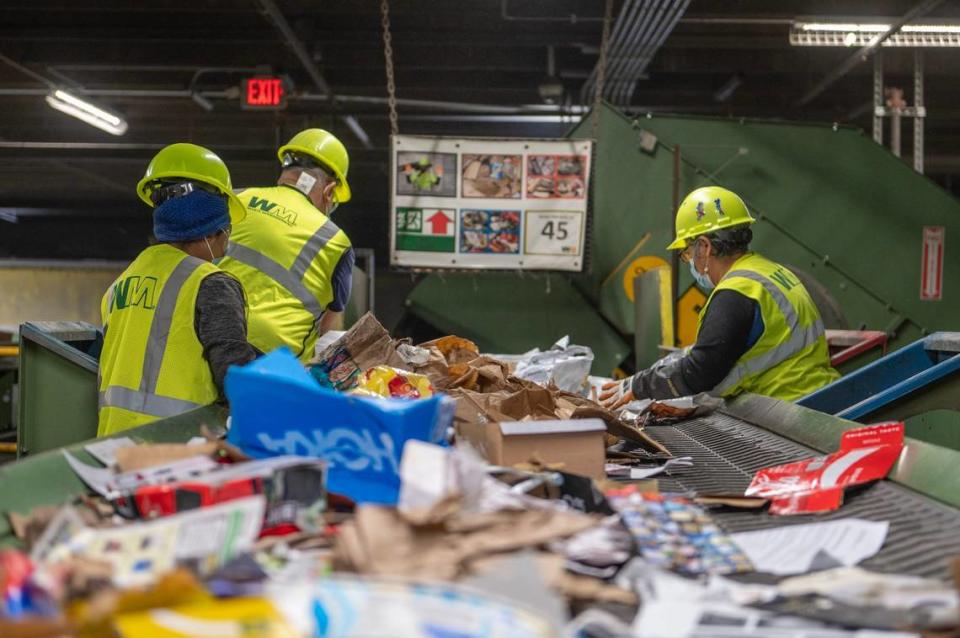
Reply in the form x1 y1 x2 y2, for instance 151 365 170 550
153 190 230 242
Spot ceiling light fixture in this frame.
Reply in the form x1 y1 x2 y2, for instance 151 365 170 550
791 20 960 47
343 115 372 149
45 89 128 135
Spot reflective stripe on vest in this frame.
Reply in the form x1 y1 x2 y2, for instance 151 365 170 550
712 269 826 395
99 386 200 418
224 218 340 320
99 256 204 417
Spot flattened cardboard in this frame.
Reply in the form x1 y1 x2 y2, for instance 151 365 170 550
114 442 219 473
457 419 606 479
693 494 768 510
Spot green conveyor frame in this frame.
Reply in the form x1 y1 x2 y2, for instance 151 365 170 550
2 394 958 551
0 405 226 547
17 321 101 457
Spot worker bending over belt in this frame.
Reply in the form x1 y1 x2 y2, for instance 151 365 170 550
98 144 261 436
601 186 839 408
219 129 354 362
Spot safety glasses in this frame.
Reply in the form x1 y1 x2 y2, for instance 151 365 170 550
281 152 339 185
148 180 225 206
679 241 698 264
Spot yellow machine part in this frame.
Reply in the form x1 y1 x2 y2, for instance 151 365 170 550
677 285 707 347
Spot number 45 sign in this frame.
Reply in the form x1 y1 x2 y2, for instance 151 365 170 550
525 211 584 256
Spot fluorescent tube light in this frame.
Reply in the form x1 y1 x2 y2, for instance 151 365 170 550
343 115 372 149
45 89 128 136
791 20 960 47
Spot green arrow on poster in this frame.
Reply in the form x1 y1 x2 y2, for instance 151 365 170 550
396 207 456 252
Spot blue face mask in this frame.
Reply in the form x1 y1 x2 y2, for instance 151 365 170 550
689 255 715 290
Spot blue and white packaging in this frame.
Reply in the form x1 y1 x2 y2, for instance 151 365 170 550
226 349 452 505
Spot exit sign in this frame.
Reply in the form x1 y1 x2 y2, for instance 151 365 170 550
243 77 286 109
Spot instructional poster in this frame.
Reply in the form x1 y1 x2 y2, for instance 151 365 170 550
390 135 592 271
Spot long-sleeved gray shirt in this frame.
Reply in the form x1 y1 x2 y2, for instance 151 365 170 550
194 272 262 398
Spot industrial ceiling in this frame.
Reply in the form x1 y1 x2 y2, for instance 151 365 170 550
2 0 959 260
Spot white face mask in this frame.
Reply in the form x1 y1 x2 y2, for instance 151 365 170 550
203 236 216 262
689 242 715 290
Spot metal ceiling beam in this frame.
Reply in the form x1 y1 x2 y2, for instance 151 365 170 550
0 53 54 88
254 0 377 150
0 87 591 115
254 0 331 100
797 0 944 107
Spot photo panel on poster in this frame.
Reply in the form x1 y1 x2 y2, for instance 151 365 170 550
459 209 522 254
461 154 522 199
526 154 587 200
396 151 458 197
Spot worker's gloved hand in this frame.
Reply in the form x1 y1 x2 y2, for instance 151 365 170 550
599 376 635 410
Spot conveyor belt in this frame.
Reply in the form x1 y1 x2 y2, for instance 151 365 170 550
645 412 960 580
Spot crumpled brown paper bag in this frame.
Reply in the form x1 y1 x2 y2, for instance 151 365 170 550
334 504 597 581
310 313 407 390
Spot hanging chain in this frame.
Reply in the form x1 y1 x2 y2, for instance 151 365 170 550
380 0 399 136
591 0 615 140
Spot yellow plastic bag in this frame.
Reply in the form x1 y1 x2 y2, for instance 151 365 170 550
357 366 435 399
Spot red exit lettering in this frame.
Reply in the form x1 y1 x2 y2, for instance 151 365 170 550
244 78 285 108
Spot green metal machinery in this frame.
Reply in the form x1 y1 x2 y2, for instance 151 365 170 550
18 322 100 456
404 103 960 445
408 104 960 368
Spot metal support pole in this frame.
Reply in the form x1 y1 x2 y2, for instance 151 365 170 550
671 145 681 347
891 108 902 158
873 52 883 145
914 50 925 174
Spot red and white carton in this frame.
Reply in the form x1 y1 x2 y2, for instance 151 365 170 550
746 423 904 515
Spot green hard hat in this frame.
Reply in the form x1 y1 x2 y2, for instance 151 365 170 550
136 143 246 224
667 186 755 250
277 129 351 203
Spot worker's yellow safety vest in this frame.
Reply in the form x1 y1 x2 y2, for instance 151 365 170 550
697 253 840 401
219 185 351 361
98 244 221 436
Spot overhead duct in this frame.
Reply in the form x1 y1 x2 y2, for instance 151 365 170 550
582 0 691 107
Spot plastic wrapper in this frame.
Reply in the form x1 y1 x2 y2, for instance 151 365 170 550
355 366 434 399
493 336 594 396
746 422 904 515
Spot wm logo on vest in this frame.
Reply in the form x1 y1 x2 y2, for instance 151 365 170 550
111 276 158 311
769 268 799 291
248 196 298 226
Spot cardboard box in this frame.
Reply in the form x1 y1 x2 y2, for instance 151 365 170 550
456 419 606 479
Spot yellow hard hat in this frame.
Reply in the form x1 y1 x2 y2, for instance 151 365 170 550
136 143 246 224
667 186 755 250
277 129 351 203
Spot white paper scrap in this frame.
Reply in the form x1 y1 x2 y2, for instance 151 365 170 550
64 450 119 498
84 436 136 467
314 330 346 356
73 496 265 587
64 450 218 499
731 519 889 576
605 457 693 479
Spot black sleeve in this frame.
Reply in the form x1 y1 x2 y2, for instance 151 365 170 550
194 273 262 400
631 289 760 399
326 247 355 312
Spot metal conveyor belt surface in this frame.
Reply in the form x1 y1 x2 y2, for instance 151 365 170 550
645 412 960 580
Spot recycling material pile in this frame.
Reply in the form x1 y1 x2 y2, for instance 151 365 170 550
1 313 958 637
